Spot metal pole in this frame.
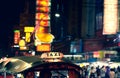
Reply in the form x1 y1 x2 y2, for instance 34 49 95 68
4 71 6 78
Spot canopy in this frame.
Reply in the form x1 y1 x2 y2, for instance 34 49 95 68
0 56 44 74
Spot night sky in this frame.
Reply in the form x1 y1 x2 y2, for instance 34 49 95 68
0 0 68 55
0 0 25 50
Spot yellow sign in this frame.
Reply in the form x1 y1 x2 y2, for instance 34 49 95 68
36 44 51 51
24 27 34 32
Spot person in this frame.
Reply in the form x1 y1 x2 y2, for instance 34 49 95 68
116 67 120 78
100 66 106 78
105 66 110 78
109 68 115 78
96 66 101 78
89 66 96 78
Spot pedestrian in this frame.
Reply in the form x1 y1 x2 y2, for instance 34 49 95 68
96 66 101 78
101 66 106 78
116 68 120 78
89 66 96 78
105 66 110 78
109 68 115 78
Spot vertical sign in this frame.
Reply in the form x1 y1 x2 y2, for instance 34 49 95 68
14 30 20 44
103 0 118 35
35 0 54 52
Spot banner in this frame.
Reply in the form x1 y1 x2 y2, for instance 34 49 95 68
103 0 118 35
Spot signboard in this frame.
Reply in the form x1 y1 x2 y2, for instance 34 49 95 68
40 52 64 62
103 0 118 35
36 44 51 51
41 52 64 59
24 27 34 32
83 39 103 52
14 30 20 44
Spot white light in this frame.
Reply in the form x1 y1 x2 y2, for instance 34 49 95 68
55 13 60 17
17 74 21 77
103 0 118 35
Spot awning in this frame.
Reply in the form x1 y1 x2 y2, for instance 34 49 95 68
0 56 44 74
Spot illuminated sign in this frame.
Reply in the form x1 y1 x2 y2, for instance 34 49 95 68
35 20 50 27
93 51 100 58
36 44 51 51
36 7 50 13
36 0 50 7
40 20 50 26
35 33 54 43
14 30 20 44
25 32 30 42
41 52 64 59
103 0 118 35
35 0 53 49
35 26 49 33
36 13 50 20
19 46 28 50
19 39 25 47
24 27 34 32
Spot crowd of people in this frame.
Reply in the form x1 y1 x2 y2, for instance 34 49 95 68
79 63 120 78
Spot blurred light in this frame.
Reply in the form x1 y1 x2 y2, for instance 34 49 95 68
36 7 50 13
35 33 54 43
14 30 20 44
103 0 118 35
13 45 19 48
36 0 51 7
17 74 22 77
36 13 50 20
25 32 30 42
36 44 51 51
24 27 34 32
19 39 25 47
55 13 60 17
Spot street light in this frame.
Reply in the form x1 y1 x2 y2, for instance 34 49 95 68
55 13 60 18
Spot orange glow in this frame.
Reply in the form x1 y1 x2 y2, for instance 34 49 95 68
93 52 100 58
103 0 118 35
36 7 50 13
36 44 51 51
35 33 54 43
14 30 20 44
40 20 50 26
36 13 50 20
36 0 50 7
36 26 49 33
20 46 27 50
